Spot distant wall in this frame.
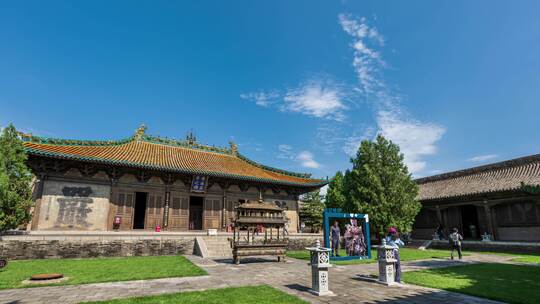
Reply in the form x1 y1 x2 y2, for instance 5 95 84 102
497 226 540 242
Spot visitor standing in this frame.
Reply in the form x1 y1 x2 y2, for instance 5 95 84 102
331 221 341 257
385 227 404 283
449 227 463 260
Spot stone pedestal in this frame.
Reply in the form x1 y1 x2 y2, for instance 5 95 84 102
306 241 334 296
377 244 397 285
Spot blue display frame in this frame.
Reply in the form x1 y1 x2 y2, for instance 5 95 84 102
323 208 371 261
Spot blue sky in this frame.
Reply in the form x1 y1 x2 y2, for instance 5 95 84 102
2 1 540 184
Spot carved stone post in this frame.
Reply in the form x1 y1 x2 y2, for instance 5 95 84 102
377 241 397 285
306 240 334 296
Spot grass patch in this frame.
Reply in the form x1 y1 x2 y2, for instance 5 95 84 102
403 263 540 304
512 255 540 264
287 247 461 265
82 285 307 304
0 255 206 289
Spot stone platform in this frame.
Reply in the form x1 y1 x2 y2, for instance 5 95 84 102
0 231 322 260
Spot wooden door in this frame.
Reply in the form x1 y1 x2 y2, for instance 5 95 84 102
444 207 462 233
116 191 134 230
169 193 189 230
146 193 164 229
204 197 221 229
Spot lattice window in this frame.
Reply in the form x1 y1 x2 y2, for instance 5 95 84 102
125 194 133 214
155 196 162 215
148 196 155 215
181 198 188 215
172 197 181 216
117 193 125 214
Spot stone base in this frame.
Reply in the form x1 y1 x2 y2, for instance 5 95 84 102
308 289 335 296
22 276 69 285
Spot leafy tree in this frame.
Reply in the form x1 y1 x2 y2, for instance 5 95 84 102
0 124 33 232
344 134 420 239
325 171 346 209
299 191 325 233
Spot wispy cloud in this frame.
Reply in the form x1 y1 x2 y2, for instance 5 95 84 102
339 14 445 175
377 110 445 174
282 79 347 121
339 13 386 95
277 144 294 159
468 154 498 163
240 90 280 107
342 127 375 157
277 144 321 169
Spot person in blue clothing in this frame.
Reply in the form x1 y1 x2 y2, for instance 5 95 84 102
385 227 405 283
331 221 341 257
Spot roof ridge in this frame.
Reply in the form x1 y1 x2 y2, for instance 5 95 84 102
19 131 235 155
416 153 540 184
19 129 325 182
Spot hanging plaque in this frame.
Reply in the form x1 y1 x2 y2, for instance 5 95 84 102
191 175 208 193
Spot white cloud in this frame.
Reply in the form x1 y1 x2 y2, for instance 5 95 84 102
339 14 386 95
283 80 347 121
468 154 498 163
296 151 321 169
377 110 445 175
277 144 321 169
240 90 280 107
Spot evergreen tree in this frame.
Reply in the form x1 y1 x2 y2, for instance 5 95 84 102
0 124 33 232
325 171 346 209
344 134 420 238
299 191 325 233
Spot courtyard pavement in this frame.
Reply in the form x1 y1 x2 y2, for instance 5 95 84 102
0 253 512 304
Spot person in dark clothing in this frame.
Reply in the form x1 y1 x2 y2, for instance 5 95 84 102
449 227 463 260
331 221 341 257
436 224 445 240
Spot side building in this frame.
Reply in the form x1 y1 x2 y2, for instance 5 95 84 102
22 125 327 233
413 154 540 242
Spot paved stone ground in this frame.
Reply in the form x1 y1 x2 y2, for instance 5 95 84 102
0 253 512 304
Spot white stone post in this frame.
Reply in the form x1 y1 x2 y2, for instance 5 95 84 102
377 241 398 285
306 240 334 296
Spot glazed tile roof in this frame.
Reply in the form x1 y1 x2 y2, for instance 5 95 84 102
21 126 327 188
416 154 540 201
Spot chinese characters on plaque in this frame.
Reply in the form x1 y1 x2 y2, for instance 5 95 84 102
191 175 208 193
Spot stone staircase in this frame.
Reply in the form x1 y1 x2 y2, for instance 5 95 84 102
194 236 232 258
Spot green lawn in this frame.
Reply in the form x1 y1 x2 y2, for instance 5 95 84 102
512 255 540 264
287 247 461 265
403 263 540 304
0 255 206 289
82 285 307 304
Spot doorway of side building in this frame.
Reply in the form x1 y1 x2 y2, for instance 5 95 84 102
189 196 204 230
133 192 148 229
460 205 479 239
